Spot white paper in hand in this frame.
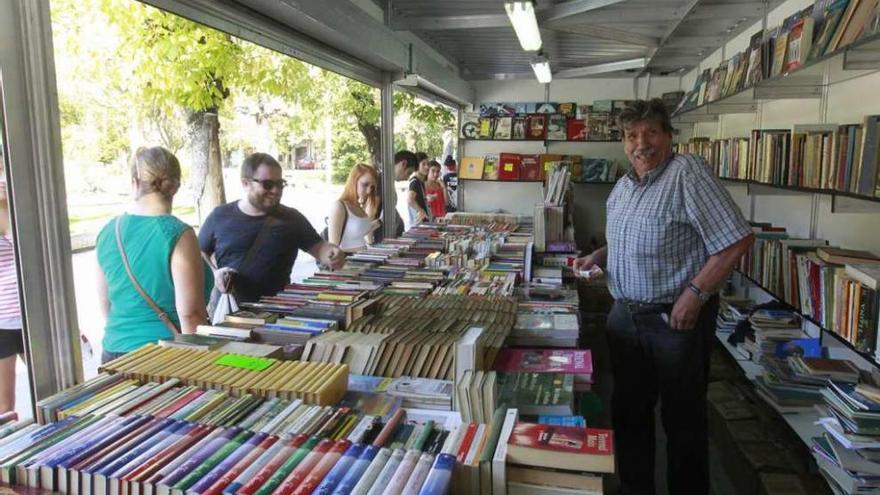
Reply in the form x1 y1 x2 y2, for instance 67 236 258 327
211 293 240 325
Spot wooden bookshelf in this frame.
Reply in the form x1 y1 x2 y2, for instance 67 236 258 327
460 138 621 144
460 178 616 185
734 270 880 370
672 31 880 122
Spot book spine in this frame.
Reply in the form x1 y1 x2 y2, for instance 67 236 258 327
200 435 277 495
271 438 333 495
221 434 289 495
288 439 351 495
327 445 380 495
188 431 265 493
156 427 232 488
173 429 250 491
363 448 405 495
415 453 455 495
381 449 421 495
311 443 364 495
400 452 434 495
348 447 392 495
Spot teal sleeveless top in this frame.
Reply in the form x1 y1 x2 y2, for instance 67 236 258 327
96 213 213 353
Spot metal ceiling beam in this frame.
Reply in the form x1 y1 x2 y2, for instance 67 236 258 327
540 0 627 23
391 14 509 30
641 0 700 74
687 2 766 20
554 57 647 78
552 24 659 48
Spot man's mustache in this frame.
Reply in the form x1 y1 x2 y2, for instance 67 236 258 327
633 148 658 159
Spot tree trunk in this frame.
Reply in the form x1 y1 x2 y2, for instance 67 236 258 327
358 122 381 167
187 109 225 223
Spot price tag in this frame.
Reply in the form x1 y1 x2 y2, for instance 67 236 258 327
504 163 514 172
215 354 274 371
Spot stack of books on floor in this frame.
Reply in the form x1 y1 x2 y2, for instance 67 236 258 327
815 379 880 494
756 356 859 414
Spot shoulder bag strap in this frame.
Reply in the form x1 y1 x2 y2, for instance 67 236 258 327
114 216 180 334
338 200 348 245
239 214 278 274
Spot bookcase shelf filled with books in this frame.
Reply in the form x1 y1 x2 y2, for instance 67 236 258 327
674 0 880 490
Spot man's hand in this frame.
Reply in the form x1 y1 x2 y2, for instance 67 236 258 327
213 267 237 294
670 289 703 330
320 243 346 270
572 255 596 274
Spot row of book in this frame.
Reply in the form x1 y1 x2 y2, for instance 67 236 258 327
13 368 614 495
676 0 880 113
740 222 880 360
459 154 619 184
462 100 633 142
675 114 880 197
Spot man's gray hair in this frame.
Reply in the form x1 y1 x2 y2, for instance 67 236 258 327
617 98 674 135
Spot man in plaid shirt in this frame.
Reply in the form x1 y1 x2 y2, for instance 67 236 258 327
574 99 753 495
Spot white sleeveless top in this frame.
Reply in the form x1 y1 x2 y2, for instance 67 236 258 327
339 202 373 251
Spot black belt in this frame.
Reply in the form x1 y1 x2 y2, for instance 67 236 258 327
617 299 673 315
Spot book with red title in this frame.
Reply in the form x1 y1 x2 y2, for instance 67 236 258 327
494 349 593 390
506 423 615 473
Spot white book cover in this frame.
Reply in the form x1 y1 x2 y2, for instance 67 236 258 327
491 408 519 495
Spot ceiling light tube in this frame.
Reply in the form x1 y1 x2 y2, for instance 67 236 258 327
505 1 542 52
530 56 552 84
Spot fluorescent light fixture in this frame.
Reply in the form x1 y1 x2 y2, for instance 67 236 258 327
530 56 552 84
505 1 542 52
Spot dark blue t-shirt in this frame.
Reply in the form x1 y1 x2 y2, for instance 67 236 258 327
198 202 322 302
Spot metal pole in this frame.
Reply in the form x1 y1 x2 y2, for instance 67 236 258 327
380 72 396 238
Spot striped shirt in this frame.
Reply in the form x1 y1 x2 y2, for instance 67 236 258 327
0 233 21 328
605 153 751 303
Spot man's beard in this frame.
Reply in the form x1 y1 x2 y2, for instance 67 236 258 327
248 192 279 212
633 147 659 160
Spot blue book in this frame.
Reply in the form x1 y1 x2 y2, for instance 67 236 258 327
52 416 150 468
78 418 176 476
160 427 240 488
96 421 189 477
417 453 455 495
538 415 586 428
189 431 267 493
313 443 365 495
330 444 379 495
775 338 821 358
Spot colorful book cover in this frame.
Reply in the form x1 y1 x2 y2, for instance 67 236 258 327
512 117 527 139
538 415 587 428
250 436 319 495
508 423 614 456
272 438 334 495
483 155 500 181
203 434 279 495
526 114 547 140
498 153 522 181
494 117 513 140
520 155 541 181
417 452 455 495
400 452 434 494
349 447 392 494
546 114 568 141
162 427 241 489
535 102 558 114
581 158 613 182
459 157 485 180
383 449 421 494
494 349 593 377
477 117 496 139
223 434 288 494
329 444 380 495
567 119 587 141
295 439 352 493
557 102 577 118
312 442 364 494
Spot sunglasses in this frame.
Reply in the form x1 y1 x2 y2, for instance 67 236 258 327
250 178 288 190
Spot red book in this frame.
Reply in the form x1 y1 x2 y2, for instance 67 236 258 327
234 434 306 495
273 438 334 495
498 153 523 181
567 119 587 141
201 434 280 495
456 423 478 463
153 389 205 417
506 423 615 473
291 439 352 494
136 425 214 484
520 155 541 181
526 114 547 140
494 349 593 384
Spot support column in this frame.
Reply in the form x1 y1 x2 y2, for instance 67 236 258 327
380 71 396 238
0 0 83 406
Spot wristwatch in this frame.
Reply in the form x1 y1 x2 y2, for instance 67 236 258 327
687 282 711 303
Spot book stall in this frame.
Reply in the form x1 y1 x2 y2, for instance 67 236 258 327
0 212 613 495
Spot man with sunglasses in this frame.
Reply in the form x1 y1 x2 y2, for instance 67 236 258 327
199 152 345 303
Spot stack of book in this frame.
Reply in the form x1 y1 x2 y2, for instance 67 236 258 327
494 348 593 392
98 345 349 406
510 312 580 347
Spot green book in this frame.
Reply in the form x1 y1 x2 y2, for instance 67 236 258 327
253 436 320 495
497 372 574 416
172 430 253 490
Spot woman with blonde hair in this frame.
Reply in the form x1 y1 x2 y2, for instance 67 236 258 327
327 163 382 252
95 146 212 363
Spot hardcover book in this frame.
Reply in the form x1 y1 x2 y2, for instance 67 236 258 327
478 117 496 139
546 114 568 141
498 153 523 181
459 157 485 180
494 349 593 384
521 155 542 181
483 154 500 180
494 117 513 140
460 112 480 139
526 114 547 140
512 117 527 140
567 119 587 141
535 102 559 114
557 102 577 118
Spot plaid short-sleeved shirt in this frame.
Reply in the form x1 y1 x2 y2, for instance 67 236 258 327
605 153 751 303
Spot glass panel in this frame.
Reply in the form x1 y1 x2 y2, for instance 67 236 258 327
0 74 35 419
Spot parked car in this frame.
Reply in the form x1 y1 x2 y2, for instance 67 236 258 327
295 157 316 170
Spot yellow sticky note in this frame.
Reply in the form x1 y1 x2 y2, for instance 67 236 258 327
504 163 514 172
